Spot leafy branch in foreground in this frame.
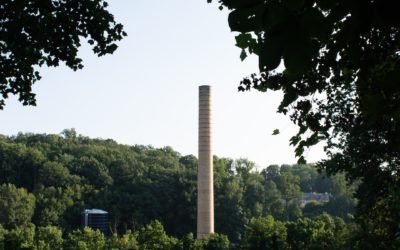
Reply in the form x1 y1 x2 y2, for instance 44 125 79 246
0 0 127 109
208 0 400 248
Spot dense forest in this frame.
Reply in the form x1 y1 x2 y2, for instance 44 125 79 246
0 130 364 249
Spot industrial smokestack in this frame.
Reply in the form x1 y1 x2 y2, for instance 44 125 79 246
197 85 214 239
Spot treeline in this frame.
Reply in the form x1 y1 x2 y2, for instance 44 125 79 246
0 215 357 250
0 130 358 249
0 220 230 250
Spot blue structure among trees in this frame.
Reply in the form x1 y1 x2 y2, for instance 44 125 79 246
82 209 108 236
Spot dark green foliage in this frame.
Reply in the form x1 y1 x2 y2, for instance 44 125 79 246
286 203 302 221
176 233 199 250
178 233 230 250
263 180 285 220
3 223 35 250
64 227 106 250
35 226 63 250
0 225 5 250
275 172 301 205
354 187 400 249
137 220 177 250
241 216 288 250
106 230 139 250
303 201 324 219
290 164 318 193
0 184 36 229
0 217 355 249
0 1 126 109
215 175 246 242
201 233 230 250
0 143 45 192
0 131 358 248
210 0 400 246
286 214 352 250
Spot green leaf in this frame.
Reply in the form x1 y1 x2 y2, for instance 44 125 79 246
263 2 290 32
290 135 301 146
235 33 253 49
301 8 328 41
279 86 299 112
240 49 247 61
259 35 283 71
297 156 306 164
228 4 265 33
235 33 260 57
220 0 264 9
281 0 306 12
283 37 312 77
317 0 337 11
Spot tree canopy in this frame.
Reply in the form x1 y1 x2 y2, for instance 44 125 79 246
208 0 400 247
208 0 400 163
0 183 36 229
0 0 126 109
0 131 358 248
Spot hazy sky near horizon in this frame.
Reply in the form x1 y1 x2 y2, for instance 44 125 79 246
0 0 325 167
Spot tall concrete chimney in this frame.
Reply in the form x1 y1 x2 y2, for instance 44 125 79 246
197 85 214 239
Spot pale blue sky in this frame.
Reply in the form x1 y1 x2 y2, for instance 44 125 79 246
0 0 324 167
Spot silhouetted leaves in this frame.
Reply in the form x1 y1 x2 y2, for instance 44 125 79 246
0 0 126 109
210 0 400 246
